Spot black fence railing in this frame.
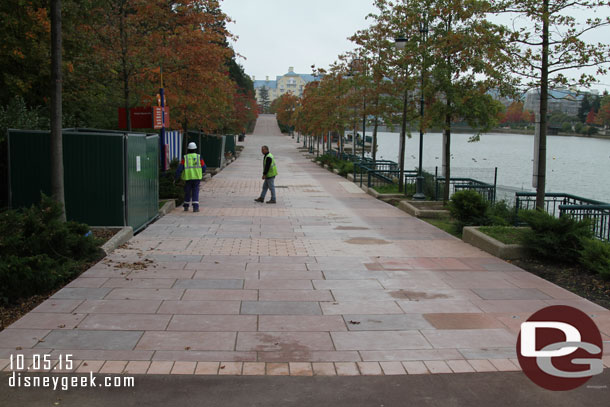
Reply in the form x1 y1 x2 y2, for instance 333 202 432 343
352 161 498 202
515 192 610 241
436 176 497 203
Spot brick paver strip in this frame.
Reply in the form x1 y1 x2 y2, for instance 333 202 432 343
266 363 289 375
218 362 242 375
124 361 151 374
289 362 314 376
402 361 430 375
334 362 360 376
468 359 498 372
424 361 452 374
312 363 336 376
446 360 476 373
147 361 174 374
171 361 197 374
99 361 128 374
357 362 383 375
195 362 220 375
489 358 520 372
380 362 406 375
75 360 105 373
7 115 610 373
242 362 266 375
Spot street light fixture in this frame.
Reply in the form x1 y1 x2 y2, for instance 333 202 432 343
413 16 429 200
394 12 428 199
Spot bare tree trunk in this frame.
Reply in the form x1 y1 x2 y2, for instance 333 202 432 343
182 114 188 157
443 113 451 203
372 116 379 162
398 87 408 193
119 0 131 131
536 0 549 210
50 0 66 221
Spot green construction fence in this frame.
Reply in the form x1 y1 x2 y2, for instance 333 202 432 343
7 129 159 233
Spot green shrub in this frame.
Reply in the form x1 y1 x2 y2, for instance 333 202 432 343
0 195 103 304
586 126 598 135
579 238 610 279
338 162 353 176
518 210 592 263
448 190 490 231
159 159 184 205
487 200 515 226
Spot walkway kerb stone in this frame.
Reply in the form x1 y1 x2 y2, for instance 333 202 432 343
195 362 220 375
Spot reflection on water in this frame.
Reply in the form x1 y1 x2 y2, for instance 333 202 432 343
373 132 610 203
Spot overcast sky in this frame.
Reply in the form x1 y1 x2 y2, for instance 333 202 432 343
221 0 610 92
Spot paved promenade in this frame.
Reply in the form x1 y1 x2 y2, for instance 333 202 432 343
1 114 609 377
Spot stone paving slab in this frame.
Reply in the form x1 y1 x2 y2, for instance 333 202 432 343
3 114 609 376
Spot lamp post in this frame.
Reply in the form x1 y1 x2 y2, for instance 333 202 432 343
396 15 428 199
360 59 367 163
290 105 295 139
413 16 428 200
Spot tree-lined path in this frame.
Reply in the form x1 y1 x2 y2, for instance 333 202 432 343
1 115 609 377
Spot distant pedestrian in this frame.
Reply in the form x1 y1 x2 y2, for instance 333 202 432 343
175 142 206 212
254 145 277 204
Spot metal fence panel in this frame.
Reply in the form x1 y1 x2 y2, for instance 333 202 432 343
163 130 182 163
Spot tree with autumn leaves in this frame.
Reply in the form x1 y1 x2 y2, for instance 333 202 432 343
493 0 610 209
0 0 256 135
296 0 609 205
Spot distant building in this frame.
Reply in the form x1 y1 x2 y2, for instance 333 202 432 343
523 88 590 117
252 67 317 104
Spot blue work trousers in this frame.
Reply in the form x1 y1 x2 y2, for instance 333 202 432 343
184 180 201 209
259 176 276 200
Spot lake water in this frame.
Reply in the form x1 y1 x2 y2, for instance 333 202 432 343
368 131 610 203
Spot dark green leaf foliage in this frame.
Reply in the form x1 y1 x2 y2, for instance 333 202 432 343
0 195 102 304
579 238 610 280
487 200 516 226
518 210 593 264
314 154 353 177
159 159 184 205
448 190 490 231
277 121 291 134
339 162 354 177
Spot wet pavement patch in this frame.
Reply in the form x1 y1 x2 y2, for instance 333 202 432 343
345 237 390 245
399 291 450 300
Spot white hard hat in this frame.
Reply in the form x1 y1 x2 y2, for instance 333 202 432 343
188 142 197 149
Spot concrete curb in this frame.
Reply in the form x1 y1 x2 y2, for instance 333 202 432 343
462 226 527 260
398 200 450 219
367 188 404 201
97 226 134 255
158 199 176 216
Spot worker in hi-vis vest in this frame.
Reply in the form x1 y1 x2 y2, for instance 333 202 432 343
175 142 206 212
254 145 277 204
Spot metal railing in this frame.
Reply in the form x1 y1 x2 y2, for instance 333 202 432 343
365 170 419 193
436 177 496 203
515 192 610 241
353 163 498 202
515 192 605 217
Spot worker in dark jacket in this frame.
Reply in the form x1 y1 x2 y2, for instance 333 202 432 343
254 145 277 204
175 142 206 212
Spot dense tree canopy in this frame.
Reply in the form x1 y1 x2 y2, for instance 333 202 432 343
0 0 256 134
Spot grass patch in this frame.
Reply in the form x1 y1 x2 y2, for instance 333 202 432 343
478 226 529 245
373 184 401 194
423 217 461 238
